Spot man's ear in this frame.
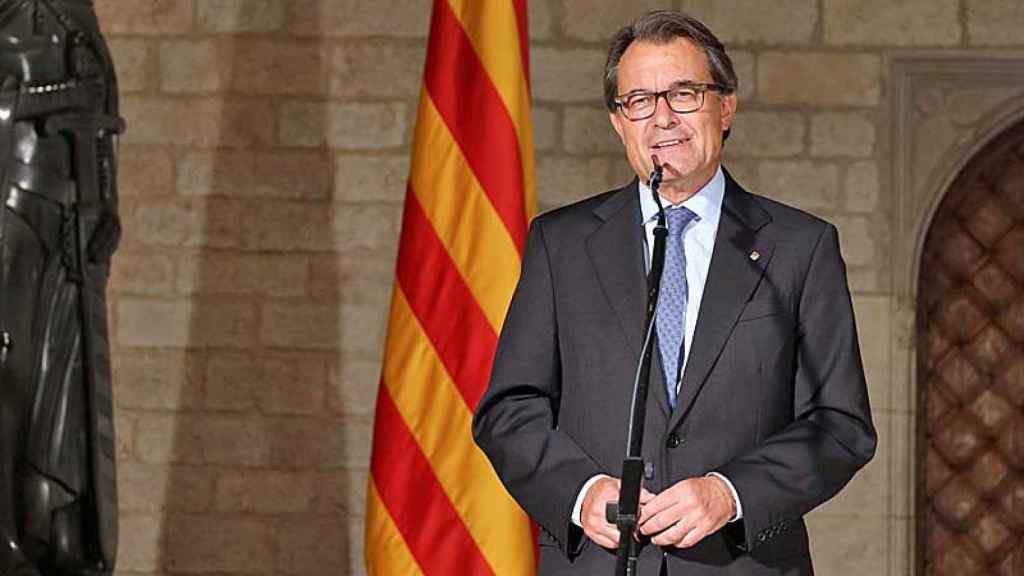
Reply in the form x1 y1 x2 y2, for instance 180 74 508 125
610 111 627 144
720 93 737 132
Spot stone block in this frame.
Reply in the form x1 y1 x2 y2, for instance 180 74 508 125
117 296 258 349
844 161 880 213
731 50 755 101
339 302 389 355
114 411 135 460
118 145 174 198
727 111 805 158
117 514 161 571
888 412 915 518
135 413 202 464
833 215 880 268
197 0 287 32
314 469 368 515
720 158 759 191
131 198 248 249
562 106 621 155
275 516 349 574
178 151 332 200
846 267 880 294
164 514 274 574
113 350 201 410
110 251 175 296
561 0 673 42
278 101 408 150
757 161 840 212
205 354 260 411
129 199 201 248
966 0 1024 46
96 0 192 35
258 357 329 415
531 47 606 104
852 295 892 410
533 105 559 153
123 97 275 148
243 201 335 252
118 462 215 513
117 298 192 348
824 0 960 46
684 0 818 46
805 514 889 575
216 471 315 512
329 42 426 99
107 39 150 93
529 0 554 40
335 252 396 305
160 40 227 93
348 527 367 576
332 203 403 253
328 356 381 416
198 416 272 466
261 302 343 350
176 252 310 297
334 154 410 204
269 417 351 469
194 298 262 349
231 40 327 95
810 112 876 157
288 0 429 38
536 156 629 211
758 53 880 106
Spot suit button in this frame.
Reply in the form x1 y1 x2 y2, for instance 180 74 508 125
644 461 654 479
666 434 682 449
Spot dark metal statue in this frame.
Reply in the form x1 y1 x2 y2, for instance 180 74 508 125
0 1 122 574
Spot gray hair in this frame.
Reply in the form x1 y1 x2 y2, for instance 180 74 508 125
603 10 738 112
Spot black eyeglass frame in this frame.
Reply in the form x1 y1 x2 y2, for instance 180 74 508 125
614 82 726 121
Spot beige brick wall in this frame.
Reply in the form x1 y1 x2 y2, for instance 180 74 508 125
95 1 1024 574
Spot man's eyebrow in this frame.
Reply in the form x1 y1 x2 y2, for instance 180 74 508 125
618 79 704 96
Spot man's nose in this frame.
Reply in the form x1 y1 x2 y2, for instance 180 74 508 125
652 94 679 128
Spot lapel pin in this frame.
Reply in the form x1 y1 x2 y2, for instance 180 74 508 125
749 250 761 262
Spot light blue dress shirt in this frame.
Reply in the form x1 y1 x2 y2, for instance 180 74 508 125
638 167 725 382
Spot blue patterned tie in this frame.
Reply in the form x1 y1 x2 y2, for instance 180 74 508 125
657 206 697 409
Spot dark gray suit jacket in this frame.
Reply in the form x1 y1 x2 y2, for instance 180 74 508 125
473 172 877 575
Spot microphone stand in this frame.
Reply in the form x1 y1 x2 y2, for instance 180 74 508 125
607 156 668 576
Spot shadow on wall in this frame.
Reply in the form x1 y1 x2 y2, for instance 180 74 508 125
110 2 383 573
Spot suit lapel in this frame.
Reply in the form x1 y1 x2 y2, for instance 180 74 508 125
669 174 774 430
584 179 649 362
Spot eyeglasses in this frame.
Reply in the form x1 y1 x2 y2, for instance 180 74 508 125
615 83 725 121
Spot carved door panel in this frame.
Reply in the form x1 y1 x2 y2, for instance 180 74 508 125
918 121 1024 575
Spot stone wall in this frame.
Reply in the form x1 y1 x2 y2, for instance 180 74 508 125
94 1 1024 574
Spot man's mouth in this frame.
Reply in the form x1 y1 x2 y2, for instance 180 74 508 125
651 138 687 149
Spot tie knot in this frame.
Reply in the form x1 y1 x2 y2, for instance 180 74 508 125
665 207 696 238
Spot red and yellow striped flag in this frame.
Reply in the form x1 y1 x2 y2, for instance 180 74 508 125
365 1 537 574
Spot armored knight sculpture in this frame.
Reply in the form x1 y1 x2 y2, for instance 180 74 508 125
0 1 121 575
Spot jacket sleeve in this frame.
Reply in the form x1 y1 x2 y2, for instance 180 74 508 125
472 219 603 557
715 223 878 551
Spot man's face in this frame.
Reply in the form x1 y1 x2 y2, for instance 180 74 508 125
609 38 737 200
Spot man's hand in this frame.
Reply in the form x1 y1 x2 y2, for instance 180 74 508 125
637 476 736 548
580 477 654 549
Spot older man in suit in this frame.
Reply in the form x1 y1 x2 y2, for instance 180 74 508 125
473 10 876 575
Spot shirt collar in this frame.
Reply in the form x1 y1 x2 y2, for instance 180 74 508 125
638 165 726 227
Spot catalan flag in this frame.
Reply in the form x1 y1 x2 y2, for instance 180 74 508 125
364 1 537 574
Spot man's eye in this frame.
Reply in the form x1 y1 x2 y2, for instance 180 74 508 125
626 94 654 109
669 89 698 103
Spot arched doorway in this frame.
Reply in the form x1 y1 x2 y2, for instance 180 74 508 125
917 120 1024 575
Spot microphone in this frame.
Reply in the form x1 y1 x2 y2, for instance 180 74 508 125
650 154 666 228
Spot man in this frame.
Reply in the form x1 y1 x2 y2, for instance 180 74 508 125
473 10 876 575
